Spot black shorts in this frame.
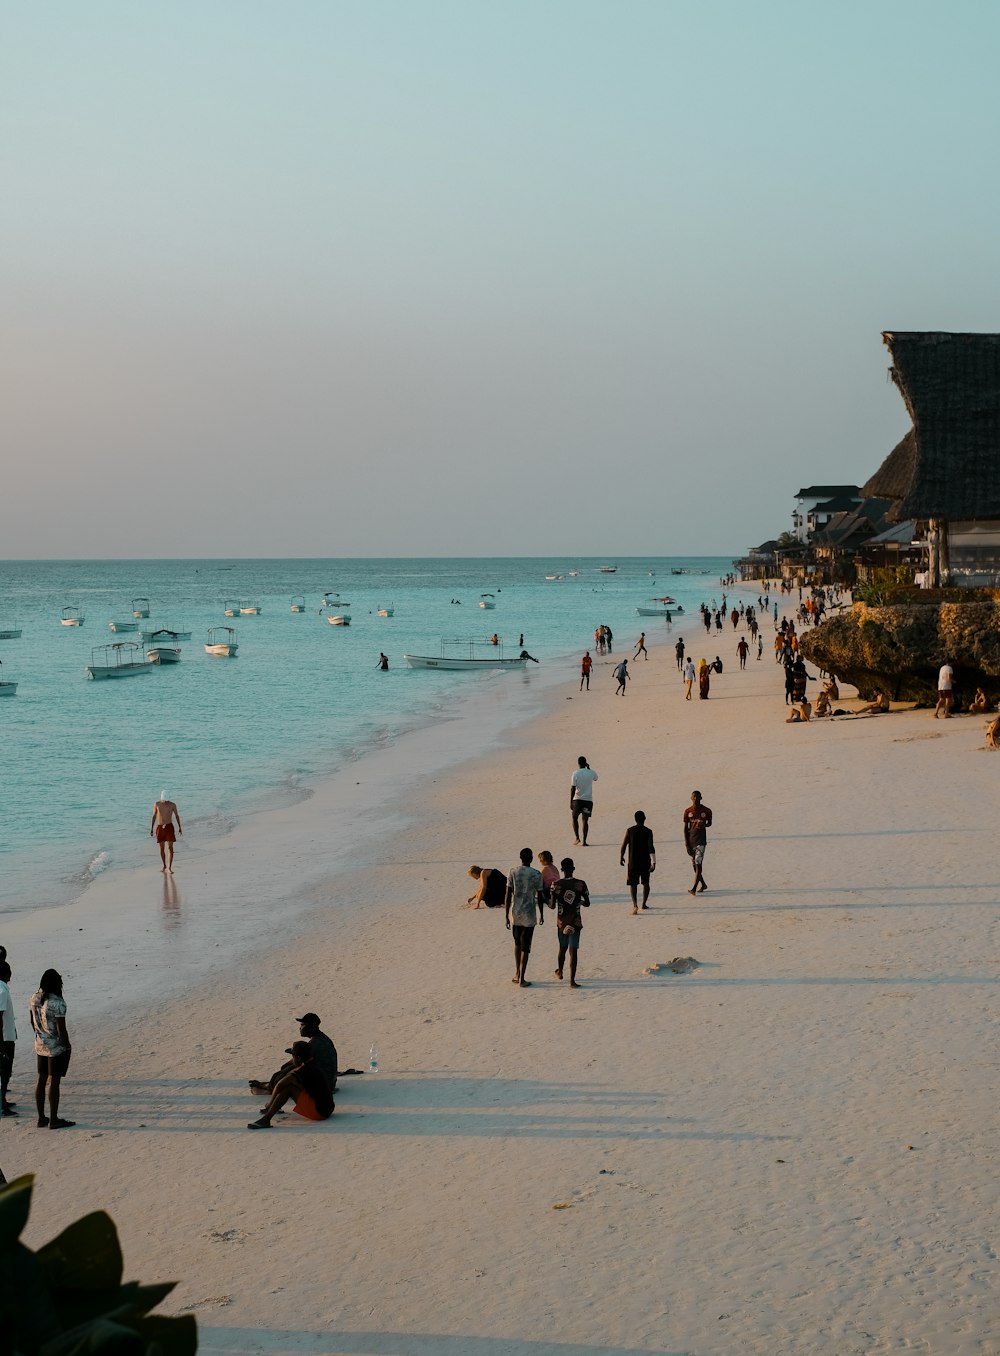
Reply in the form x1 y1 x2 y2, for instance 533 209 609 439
627 868 651 887
572 800 593 819
511 924 535 951
37 1049 71 1078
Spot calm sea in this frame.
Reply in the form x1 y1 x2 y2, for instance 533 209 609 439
0 556 733 913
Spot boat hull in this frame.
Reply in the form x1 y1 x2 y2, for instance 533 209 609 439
147 648 181 664
635 607 674 617
0 630 22 640
141 629 191 642
404 654 528 670
61 618 84 626
205 644 238 657
109 621 139 632
327 615 351 626
86 664 151 680
0 682 17 696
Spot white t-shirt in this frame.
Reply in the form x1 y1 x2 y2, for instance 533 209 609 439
29 990 67 1057
0 980 16 1042
571 767 598 802
938 664 953 690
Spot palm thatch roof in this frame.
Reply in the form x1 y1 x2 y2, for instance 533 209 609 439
863 332 1000 520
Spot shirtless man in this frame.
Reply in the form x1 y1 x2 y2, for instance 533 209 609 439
150 791 182 872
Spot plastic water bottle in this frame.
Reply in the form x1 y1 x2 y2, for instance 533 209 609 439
369 1043 379 1074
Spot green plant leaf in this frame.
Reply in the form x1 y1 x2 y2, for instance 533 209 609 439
54 1281 178 1330
0 1174 35 1249
6 1239 63 1349
37 1211 123 1291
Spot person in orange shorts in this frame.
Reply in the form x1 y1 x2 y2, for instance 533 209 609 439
248 1042 334 1129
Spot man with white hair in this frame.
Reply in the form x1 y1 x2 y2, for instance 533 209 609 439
150 791 182 873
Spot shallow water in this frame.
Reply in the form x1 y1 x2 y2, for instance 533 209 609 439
0 556 733 913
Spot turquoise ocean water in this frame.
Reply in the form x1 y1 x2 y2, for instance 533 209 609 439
0 556 733 914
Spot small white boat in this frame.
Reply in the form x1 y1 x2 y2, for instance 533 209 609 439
141 626 191 642
86 642 152 680
223 600 240 617
327 614 351 626
131 597 150 619
0 627 22 640
290 596 306 613
376 605 394 617
404 638 529 670
108 620 139 632
636 606 674 618
205 626 239 657
568 570 579 577
239 601 262 615
147 644 181 664
479 593 497 610
544 574 564 581
599 566 617 573
0 660 17 696
61 606 84 626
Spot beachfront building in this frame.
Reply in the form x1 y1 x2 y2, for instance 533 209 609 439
863 331 1000 587
810 498 894 583
792 485 861 543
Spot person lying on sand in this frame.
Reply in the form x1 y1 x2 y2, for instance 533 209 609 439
785 699 812 723
248 1042 334 1129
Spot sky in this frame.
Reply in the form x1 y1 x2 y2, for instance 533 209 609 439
3 0 1000 558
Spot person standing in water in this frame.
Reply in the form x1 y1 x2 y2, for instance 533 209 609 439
377 653 389 670
150 792 182 873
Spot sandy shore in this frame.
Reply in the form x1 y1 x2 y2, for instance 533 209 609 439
6 617 999 1355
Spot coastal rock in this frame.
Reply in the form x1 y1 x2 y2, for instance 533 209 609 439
799 599 1000 701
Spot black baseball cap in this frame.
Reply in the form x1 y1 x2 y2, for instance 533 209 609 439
295 1012 321 1026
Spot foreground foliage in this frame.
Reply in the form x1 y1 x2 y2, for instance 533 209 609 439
0 1174 197 1355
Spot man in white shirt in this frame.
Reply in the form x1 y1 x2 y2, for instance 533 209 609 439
570 756 598 847
935 662 954 719
0 953 17 1115
504 848 545 987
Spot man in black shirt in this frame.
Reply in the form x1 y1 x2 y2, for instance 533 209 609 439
249 1013 338 1099
548 857 590 989
248 1042 334 1129
620 810 656 913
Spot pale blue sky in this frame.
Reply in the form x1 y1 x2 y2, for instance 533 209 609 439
3 1 998 557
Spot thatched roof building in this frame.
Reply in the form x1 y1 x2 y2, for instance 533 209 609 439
863 332 1000 520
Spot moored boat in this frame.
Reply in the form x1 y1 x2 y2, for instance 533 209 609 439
479 593 497 609
141 626 191 642
108 620 139 632
85 642 152 680
0 659 17 696
147 644 181 664
61 606 84 626
223 600 240 617
239 601 262 615
404 638 529 670
290 596 306 612
205 626 239 657
376 605 394 617
327 614 351 626
0 627 22 640
131 597 150 618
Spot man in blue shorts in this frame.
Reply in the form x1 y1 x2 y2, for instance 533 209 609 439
549 857 590 988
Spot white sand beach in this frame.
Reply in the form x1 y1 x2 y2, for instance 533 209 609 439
6 619 999 1355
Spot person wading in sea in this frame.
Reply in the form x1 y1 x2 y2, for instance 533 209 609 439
150 792 183 873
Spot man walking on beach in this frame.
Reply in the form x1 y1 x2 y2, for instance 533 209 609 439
683 655 696 700
683 790 713 896
549 857 590 988
737 636 749 670
620 810 656 913
634 632 648 661
0 957 16 1115
580 650 592 691
935 661 954 718
570 756 598 846
613 657 630 695
675 637 685 671
150 792 182 873
505 848 545 987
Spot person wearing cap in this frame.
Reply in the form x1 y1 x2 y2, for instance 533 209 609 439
248 1014 338 1099
150 791 182 873
247 1041 334 1129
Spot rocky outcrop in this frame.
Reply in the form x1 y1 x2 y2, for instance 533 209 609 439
798 600 1000 701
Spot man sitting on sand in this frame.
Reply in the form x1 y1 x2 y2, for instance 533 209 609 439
859 690 890 715
785 698 812 723
968 687 994 713
249 1013 338 1100
248 1042 334 1129
813 689 833 718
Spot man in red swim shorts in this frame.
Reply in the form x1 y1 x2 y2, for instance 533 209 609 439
150 790 183 873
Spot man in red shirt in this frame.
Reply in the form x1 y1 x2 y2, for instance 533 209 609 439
682 790 713 896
